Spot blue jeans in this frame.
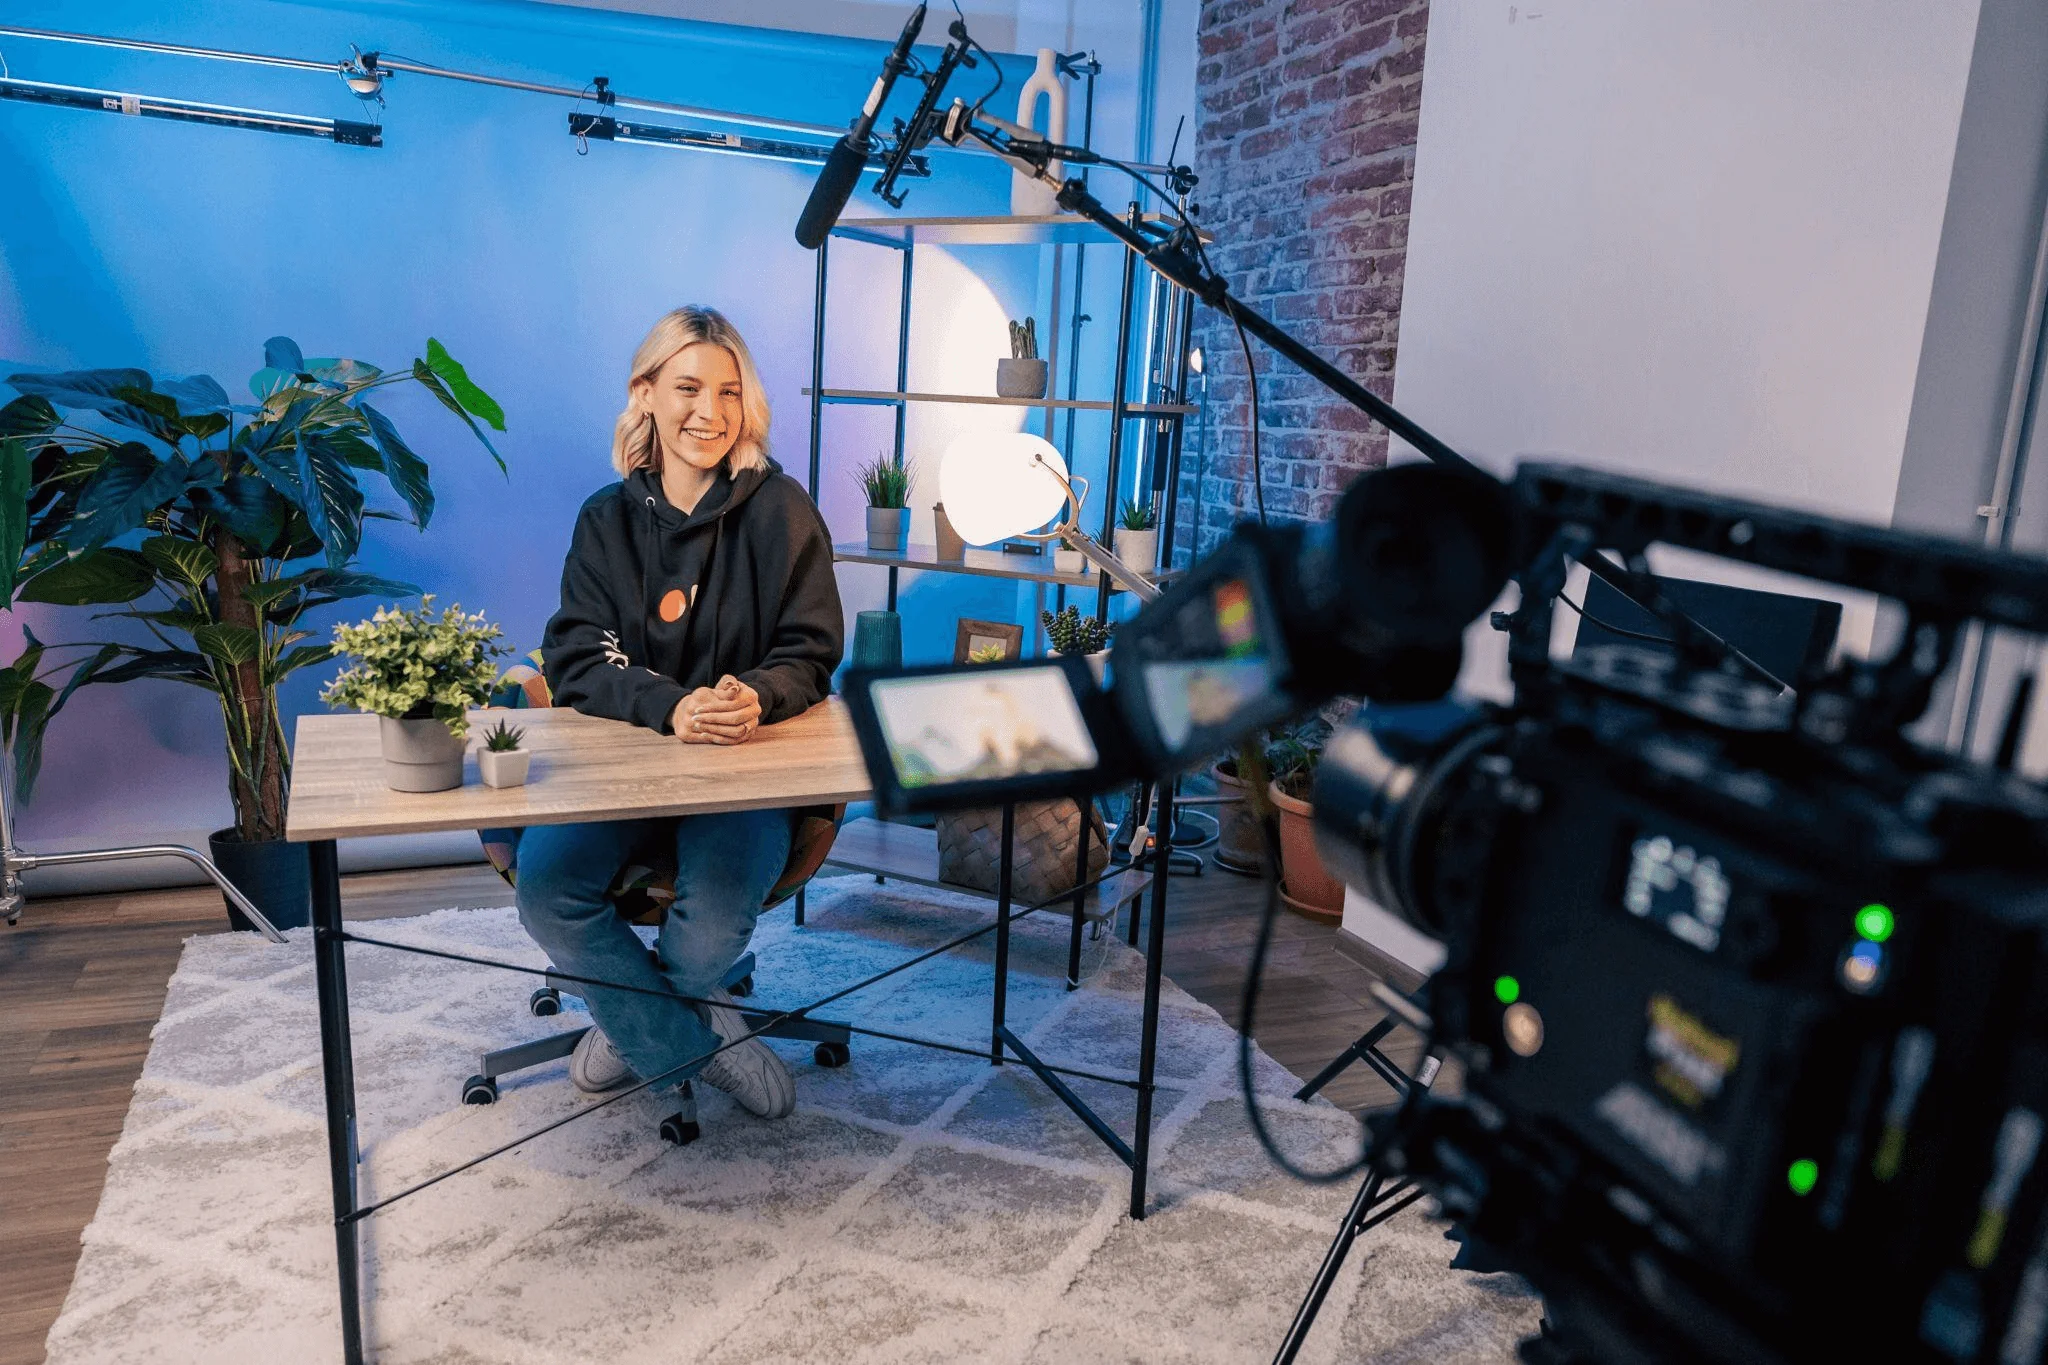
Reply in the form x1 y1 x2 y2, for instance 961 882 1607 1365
513 808 793 1085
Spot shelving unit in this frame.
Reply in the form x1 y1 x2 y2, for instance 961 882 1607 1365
806 211 1199 620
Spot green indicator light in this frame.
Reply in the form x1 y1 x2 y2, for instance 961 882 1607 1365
1494 975 1521 1006
1856 904 1895 943
1787 1158 1819 1196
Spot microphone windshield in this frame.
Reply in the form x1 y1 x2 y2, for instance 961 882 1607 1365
795 137 869 250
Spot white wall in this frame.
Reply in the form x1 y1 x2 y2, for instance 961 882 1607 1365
1344 0 1985 963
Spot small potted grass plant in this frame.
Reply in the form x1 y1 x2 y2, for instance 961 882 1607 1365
858 453 912 552
1041 604 1113 681
321 598 508 791
1113 498 1158 574
477 718 530 789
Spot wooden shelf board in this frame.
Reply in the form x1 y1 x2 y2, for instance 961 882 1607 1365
807 387 1192 416
831 542 1157 590
825 817 1147 920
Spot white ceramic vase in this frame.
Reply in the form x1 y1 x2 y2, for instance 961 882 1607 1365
1010 49 1067 216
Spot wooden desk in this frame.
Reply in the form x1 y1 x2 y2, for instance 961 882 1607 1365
287 698 1177 1365
286 700 872 842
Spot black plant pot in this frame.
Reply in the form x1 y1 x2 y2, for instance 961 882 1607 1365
207 827 312 933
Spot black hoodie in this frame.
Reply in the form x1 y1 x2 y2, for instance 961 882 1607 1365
541 459 844 734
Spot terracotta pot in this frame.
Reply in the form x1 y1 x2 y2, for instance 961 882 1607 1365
1210 759 1265 875
1269 781 1344 922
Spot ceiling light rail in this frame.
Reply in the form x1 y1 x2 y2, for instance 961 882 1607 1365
0 75 379 144
0 23 1173 174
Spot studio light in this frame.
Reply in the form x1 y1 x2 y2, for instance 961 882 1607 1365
0 75 379 145
938 431 1081 547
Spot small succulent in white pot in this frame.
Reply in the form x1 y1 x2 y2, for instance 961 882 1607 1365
1041 605 1113 681
476 718 531 789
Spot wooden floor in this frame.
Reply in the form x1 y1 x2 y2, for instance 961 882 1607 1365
0 851 1406 1365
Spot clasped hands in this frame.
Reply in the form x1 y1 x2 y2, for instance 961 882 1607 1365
671 675 762 746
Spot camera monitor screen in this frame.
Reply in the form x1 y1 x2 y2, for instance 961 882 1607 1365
1115 552 1294 769
869 664 1100 791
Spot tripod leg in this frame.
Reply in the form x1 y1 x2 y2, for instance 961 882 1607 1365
1274 1169 1382 1365
1294 1016 1398 1102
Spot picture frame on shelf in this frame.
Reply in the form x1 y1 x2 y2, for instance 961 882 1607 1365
954 618 1024 664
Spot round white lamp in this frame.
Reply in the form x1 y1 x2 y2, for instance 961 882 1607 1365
937 430 1086 546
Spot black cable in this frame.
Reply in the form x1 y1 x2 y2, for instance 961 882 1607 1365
1228 299 1267 527
951 0 1004 119
1555 590 1671 646
1236 814 1377 1183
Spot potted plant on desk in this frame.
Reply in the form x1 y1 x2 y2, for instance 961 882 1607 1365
858 453 912 552
477 718 530 789
322 599 509 792
0 335 505 930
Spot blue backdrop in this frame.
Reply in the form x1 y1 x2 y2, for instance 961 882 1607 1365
2 0 1149 884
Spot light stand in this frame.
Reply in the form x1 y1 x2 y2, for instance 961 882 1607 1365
0 769 289 940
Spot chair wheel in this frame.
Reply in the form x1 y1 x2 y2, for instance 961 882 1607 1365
462 1074 499 1105
659 1113 701 1145
814 1041 851 1069
729 974 754 998
529 987 562 1017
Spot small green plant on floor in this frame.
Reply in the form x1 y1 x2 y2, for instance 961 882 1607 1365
482 717 525 752
1264 717 1332 801
1041 604 1113 656
855 453 912 509
321 597 508 737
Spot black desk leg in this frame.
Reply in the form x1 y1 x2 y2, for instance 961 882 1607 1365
1065 798 1091 990
310 839 364 1364
991 802 1015 1066
1129 787 1173 1219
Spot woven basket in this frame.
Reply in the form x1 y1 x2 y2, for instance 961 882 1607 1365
935 799 1109 907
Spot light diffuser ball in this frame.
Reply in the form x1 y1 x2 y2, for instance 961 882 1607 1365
938 431 1073 545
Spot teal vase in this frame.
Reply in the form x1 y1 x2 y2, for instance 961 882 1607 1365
852 610 903 669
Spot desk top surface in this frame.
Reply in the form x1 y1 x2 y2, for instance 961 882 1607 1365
285 700 873 842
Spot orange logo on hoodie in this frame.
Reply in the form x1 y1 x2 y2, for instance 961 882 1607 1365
658 585 695 623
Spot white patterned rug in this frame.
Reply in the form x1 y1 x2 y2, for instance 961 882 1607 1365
43 876 1540 1364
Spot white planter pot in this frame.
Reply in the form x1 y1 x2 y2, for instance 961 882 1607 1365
1112 527 1158 574
377 715 466 792
1055 649 1109 684
1053 547 1086 575
477 748 532 789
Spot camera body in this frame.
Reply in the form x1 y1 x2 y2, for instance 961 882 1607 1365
842 458 2048 1363
1312 465 2048 1364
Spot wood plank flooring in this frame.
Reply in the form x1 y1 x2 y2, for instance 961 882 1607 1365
0 851 1406 1365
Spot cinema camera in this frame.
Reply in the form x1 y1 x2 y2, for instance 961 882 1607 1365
844 458 2048 1365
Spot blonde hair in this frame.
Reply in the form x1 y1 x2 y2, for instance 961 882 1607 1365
611 306 771 477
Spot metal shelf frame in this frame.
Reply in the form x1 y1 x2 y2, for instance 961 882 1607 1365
806 212 1198 619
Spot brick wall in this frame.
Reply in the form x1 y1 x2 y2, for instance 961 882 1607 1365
1173 0 1429 562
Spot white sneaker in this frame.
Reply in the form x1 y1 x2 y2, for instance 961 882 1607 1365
695 987 795 1119
568 1025 636 1094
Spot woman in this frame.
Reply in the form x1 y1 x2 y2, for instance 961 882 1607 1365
519 305 843 1121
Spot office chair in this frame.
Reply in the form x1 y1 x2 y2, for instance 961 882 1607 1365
460 664 852 1145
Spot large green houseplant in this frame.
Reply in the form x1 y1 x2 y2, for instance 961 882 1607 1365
0 336 504 925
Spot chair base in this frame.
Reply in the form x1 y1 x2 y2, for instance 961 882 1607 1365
462 952 853 1135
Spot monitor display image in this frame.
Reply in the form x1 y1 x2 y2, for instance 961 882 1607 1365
870 665 1100 789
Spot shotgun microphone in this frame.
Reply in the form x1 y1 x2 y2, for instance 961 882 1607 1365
795 3 926 249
